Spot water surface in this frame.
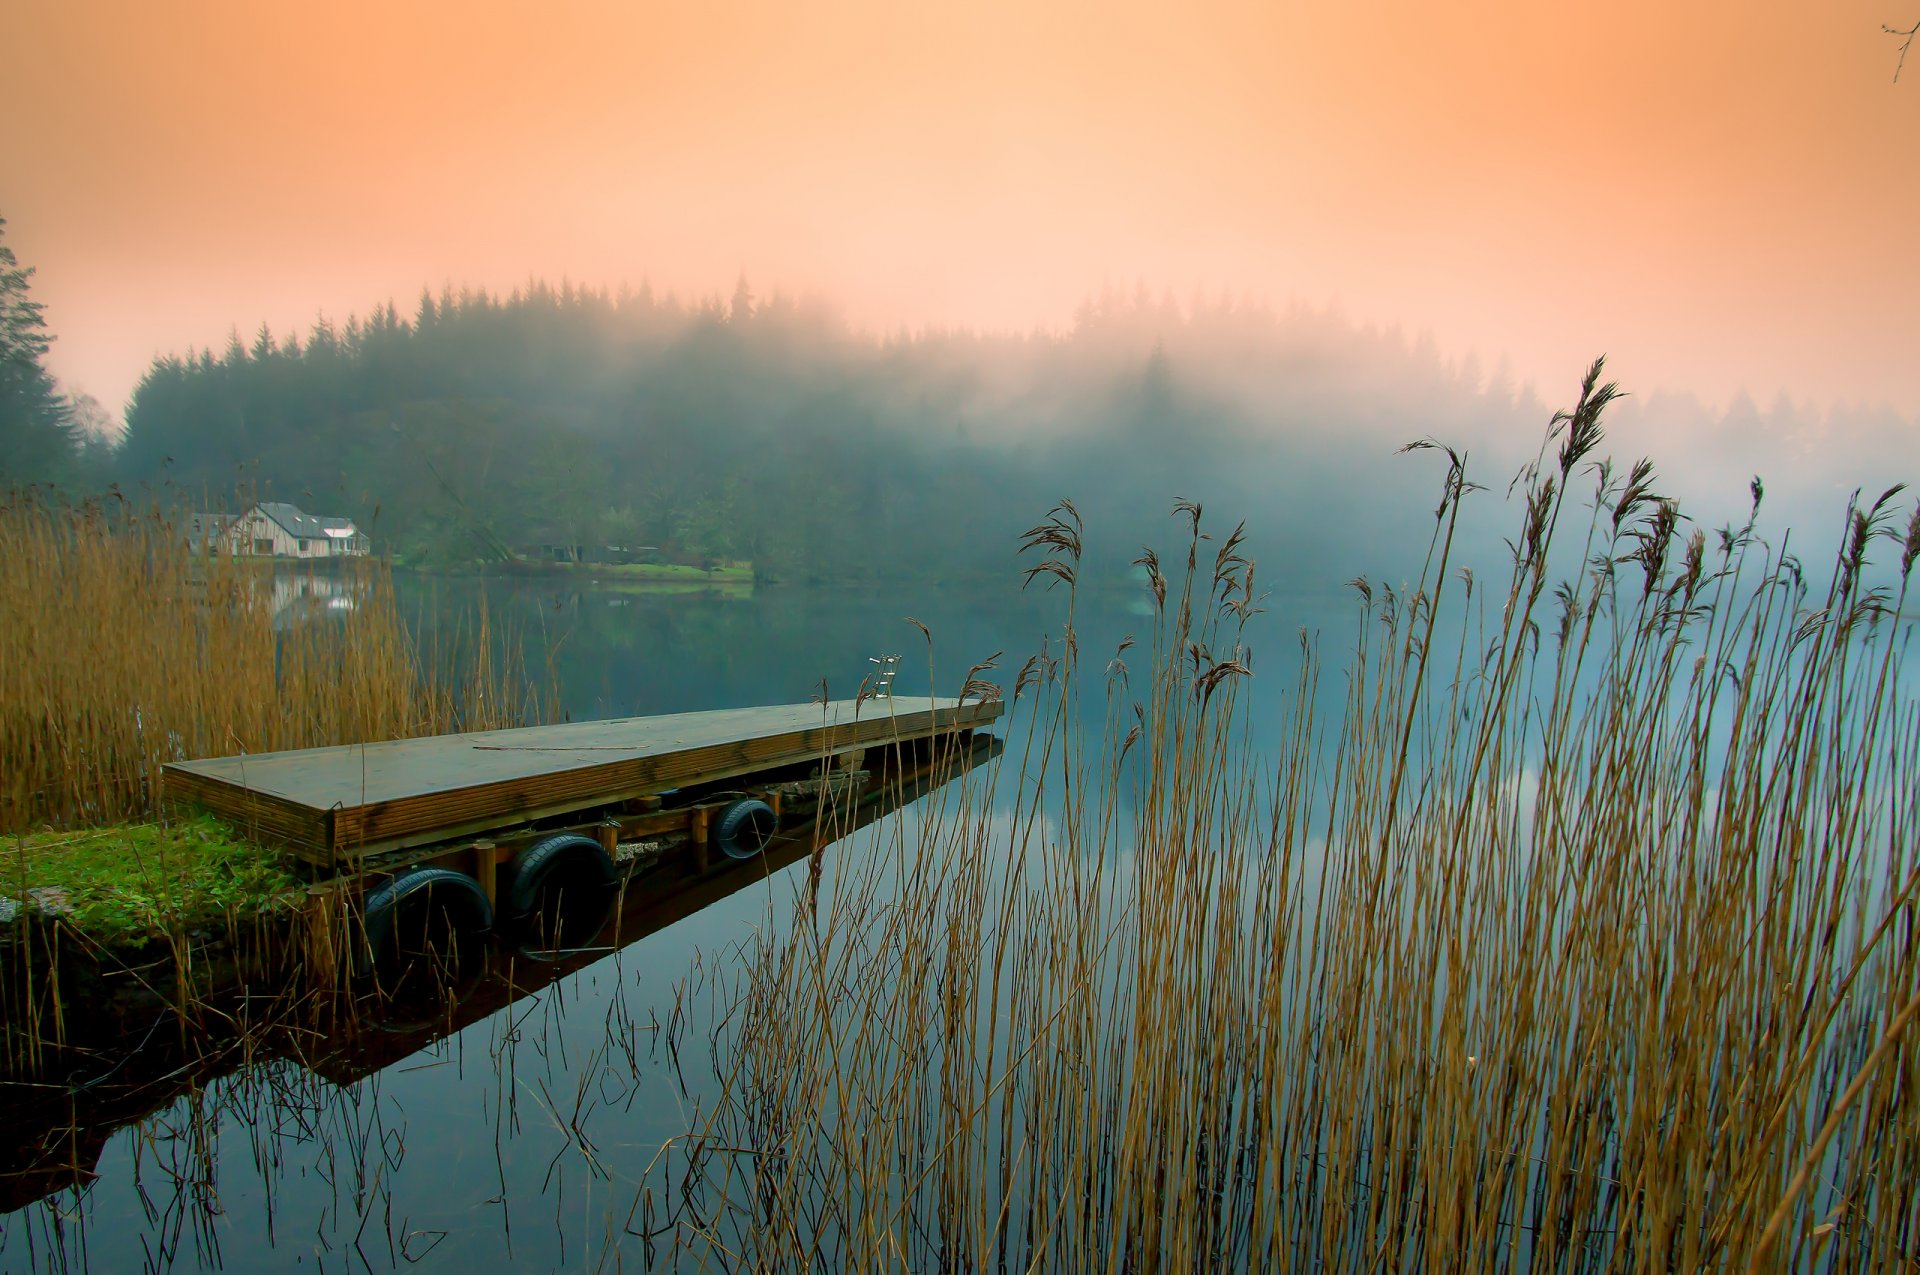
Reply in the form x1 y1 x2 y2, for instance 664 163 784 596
5 575 1362 1272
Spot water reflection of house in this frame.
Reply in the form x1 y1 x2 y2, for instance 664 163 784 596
270 572 358 626
224 502 369 558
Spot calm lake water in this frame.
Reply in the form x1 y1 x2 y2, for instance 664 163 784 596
0 574 1354 1273
8 564 1910 1271
398 572 1352 728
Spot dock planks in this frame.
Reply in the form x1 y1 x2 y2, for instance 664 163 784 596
163 696 1001 865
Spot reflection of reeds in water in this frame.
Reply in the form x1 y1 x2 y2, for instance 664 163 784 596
658 362 1920 1270
0 770 940 1265
0 490 543 834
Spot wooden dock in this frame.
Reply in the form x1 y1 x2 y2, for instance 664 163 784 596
163 695 1001 866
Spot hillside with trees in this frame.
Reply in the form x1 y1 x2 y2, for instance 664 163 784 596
112 281 1532 583
99 276 1912 586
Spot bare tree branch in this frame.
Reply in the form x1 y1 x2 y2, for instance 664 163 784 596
1887 17 1920 81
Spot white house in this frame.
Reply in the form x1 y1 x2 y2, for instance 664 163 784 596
225 502 370 558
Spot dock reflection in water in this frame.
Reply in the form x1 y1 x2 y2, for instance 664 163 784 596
0 733 1000 1273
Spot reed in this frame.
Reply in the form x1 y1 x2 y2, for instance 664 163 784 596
0 489 542 835
0 489 543 1076
659 361 1920 1271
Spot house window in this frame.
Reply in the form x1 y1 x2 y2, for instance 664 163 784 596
254 537 273 555
299 539 311 552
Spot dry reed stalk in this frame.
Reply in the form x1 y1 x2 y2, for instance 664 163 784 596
0 489 542 836
656 364 1919 1272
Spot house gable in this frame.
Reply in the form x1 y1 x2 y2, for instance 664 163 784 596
225 503 367 557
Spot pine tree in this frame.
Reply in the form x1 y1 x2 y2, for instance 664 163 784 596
0 216 76 484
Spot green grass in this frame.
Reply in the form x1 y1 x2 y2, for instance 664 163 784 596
3 815 302 947
587 579 759 599
413 558 758 582
587 562 754 581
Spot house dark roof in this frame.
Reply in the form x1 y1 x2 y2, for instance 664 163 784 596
253 502 358 539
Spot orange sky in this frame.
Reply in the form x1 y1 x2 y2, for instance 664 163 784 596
7 0 1919 420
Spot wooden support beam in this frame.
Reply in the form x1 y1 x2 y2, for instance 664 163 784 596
614 809 695 839
303 884 340 986
471 840 499 908
689 806 711 873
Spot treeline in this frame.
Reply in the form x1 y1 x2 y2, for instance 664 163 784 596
112 279 1556 583
14 238 1899 586
124 282 944 577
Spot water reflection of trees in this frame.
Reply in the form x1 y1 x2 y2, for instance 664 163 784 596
394 573 1070 723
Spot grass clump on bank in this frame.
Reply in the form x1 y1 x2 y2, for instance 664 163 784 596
654 360 1920 1271
3 815 301 947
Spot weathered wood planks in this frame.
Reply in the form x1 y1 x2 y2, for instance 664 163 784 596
162 696 1001 865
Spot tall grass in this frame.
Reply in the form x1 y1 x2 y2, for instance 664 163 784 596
660 361 1920 1270
0 490 542 834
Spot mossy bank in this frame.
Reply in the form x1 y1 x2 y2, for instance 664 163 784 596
2 816 301 947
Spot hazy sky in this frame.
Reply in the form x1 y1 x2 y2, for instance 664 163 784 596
7 0 1919 420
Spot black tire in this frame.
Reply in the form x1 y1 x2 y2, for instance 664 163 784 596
504 833 617 950
361 867 493 980
714 799 778 860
